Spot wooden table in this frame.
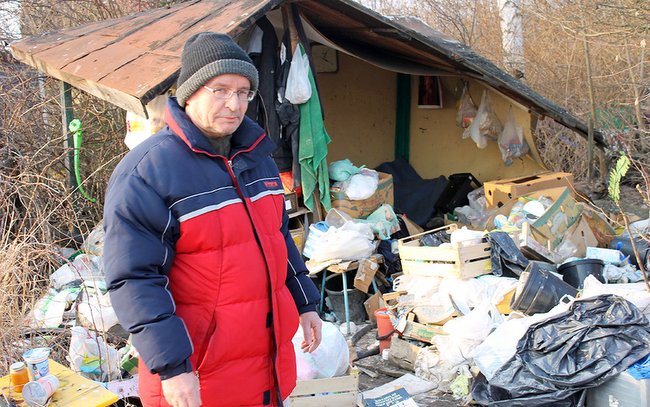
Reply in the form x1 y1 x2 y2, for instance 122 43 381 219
0 360 119 407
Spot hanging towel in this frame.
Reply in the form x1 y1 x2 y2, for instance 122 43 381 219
298 44 331 212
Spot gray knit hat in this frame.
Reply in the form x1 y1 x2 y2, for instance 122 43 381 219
176 32 259 107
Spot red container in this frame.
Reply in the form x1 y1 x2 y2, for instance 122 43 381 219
374 308 395 353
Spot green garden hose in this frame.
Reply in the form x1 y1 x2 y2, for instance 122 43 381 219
68 119 96 203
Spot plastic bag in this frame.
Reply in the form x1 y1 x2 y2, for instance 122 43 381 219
285 44 312 104
68 326 121 381
328 159 363 182
456 83 477 128
308 222 375 262
81 221 105 256
292 321 349 380
498 107 529 166
465 90 502 148
355 204 400 240
472 295 650 406
50 254 104 290
341 169 379 200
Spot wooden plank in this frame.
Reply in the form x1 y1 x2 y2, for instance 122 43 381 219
66 43 146 82
292 372 358 395
101 52 178 99
291 392 357 407
11 45 146 114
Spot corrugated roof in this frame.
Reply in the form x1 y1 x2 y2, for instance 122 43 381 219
9 0 600 145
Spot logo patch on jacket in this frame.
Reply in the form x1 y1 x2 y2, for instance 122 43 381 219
264 181 278 188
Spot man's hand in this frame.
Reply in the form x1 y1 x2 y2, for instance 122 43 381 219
161 371 201 407
299 311 322 353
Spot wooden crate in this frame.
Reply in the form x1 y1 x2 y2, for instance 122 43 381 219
398 224 491 279
289 368 359 407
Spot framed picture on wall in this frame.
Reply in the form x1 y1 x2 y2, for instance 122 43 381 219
418 76 443 109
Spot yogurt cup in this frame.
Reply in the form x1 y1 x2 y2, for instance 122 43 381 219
22 347 50 380
22 374 59 407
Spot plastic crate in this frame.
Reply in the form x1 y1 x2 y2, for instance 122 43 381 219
398 224 491 279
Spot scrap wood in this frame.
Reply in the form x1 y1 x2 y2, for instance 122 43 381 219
356 365 379 378
354 360 404 378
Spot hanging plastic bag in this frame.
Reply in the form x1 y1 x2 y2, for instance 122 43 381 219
498 108 529 166
465 90 502 148
456 83 477 129
285 44 312 104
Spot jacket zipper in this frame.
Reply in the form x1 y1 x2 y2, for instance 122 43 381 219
223 153 283 406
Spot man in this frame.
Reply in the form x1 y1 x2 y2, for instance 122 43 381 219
104 32 322 407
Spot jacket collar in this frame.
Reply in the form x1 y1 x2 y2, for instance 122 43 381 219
163 97 275 165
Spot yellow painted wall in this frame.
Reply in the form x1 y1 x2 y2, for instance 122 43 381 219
317 52 396 168
409 77 543 182
316 52 543 181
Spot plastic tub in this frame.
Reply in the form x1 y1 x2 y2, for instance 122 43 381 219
374 308 395 353
22 347 50 380
510 261 577 315
558 259 605 289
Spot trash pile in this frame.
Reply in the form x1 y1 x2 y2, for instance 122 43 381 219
4 222 138 405
302 160 650 406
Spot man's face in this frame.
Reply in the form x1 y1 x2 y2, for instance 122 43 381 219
184 74 251 139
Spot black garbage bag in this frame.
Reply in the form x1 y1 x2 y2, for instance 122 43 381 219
472 295 650 406
487 231 529 277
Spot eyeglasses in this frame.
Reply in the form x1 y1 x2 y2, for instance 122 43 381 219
203 86 256 102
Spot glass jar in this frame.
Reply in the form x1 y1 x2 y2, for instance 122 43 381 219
10 361 30 393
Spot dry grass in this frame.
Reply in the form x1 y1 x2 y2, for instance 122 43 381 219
0 57 125 375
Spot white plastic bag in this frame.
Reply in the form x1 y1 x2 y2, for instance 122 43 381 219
498 107 529 166
456 83 477 128
292 321 349 379
342 169 379 200
308 222 375 262
50 254 104 290
465 90 502 148
77 288 119 333
68 326 121 381
285 44 312 104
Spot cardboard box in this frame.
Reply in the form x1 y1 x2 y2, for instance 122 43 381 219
388 336 423 372
330 172 394 219
489 187 582 250
284 191 298 214
289 219 305 253
484 171 574 209
353 257 379 293
398 224 492 279
398 320 446 344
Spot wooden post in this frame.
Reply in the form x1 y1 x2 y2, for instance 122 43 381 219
582 32 597 180
61 81 77 191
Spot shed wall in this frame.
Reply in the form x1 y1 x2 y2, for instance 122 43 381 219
317 52 544 181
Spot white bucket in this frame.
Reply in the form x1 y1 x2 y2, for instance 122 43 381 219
22 347 50 380
22 374 59 407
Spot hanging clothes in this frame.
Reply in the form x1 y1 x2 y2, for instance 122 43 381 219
275 30 301 188
297 44 331 212
246 17 293 172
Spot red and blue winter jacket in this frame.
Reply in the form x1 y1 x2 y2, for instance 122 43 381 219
103 97 320 406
